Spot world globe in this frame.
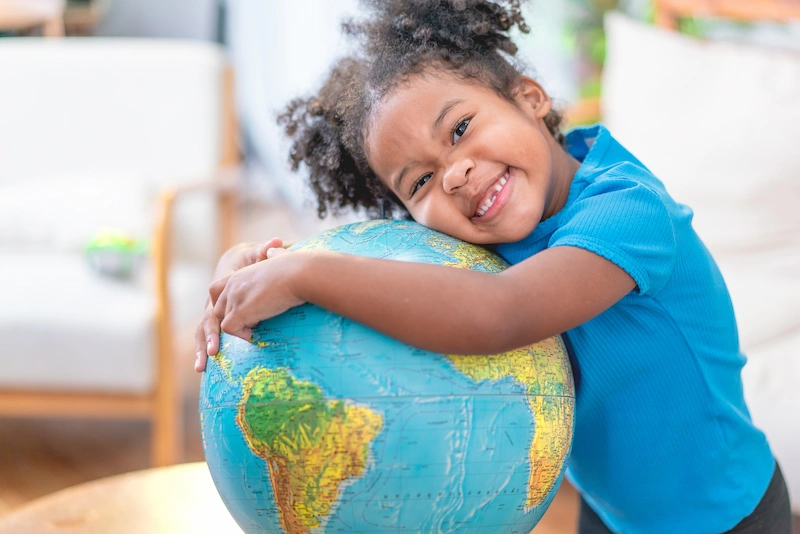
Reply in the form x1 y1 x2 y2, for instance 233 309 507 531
200 220 575 533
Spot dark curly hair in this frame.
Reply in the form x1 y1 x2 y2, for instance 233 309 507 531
278 0 565 219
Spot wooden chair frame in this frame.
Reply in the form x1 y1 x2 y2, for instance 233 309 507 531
654 0 800 28
0 66 240 467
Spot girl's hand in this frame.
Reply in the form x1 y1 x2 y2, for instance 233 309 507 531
194 237 282 372
208 248 305 342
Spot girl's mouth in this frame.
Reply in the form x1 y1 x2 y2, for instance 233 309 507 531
472 169 511 221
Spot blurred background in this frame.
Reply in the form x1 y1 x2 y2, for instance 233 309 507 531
0 0 798 532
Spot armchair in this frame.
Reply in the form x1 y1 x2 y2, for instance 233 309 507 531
601 10 800 511
0 38 238 466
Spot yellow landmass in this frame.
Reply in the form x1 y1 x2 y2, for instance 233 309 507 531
426 235 507 273
526 396 574 508
237 369 383 533
293 227 340 252
447 337 572 396
209 343 235 383
282 404 382 528
446 336 575 510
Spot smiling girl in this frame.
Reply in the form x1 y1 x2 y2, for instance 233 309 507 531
195 1 790 532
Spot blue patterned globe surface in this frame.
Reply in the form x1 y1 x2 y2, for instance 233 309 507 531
200 220 575 533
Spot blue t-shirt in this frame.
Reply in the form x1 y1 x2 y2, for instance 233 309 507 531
496 125 774 534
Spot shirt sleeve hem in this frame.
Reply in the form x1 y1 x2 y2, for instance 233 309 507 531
551 236 651 295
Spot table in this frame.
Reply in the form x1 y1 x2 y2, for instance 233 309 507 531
0 462 241 533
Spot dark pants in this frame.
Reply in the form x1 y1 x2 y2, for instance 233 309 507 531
578 462 792 534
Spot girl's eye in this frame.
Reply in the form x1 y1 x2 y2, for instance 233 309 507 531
452 118 470 143
411 173 432 196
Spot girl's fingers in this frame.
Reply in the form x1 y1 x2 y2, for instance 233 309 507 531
208 274 230 307
267 247 288 259
249 237 283 265
205 315 220 357
220 314 252 342
213 291 227 323
265 237 283 251
194 352 208 373
194 302 221 372
194 323 207 371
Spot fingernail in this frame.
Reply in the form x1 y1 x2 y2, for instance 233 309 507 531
196 351 202 361
207 341 212 351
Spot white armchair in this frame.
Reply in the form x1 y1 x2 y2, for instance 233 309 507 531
0 38 238 466
601 11 800 511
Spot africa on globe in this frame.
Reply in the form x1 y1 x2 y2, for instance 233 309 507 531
200 220 575 533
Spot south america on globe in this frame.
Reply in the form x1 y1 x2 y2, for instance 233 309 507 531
200 220 575 533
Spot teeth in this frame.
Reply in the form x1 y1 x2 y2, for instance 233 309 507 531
474 170 509 217
477 196 495 217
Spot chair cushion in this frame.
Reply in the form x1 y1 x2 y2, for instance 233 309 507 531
0 170 221 266
0 252 211 394
0 39 226 266
0 173 150 254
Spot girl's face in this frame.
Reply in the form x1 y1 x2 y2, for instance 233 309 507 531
365 73 577 245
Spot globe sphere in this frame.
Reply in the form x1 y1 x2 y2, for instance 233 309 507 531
200 220 575 533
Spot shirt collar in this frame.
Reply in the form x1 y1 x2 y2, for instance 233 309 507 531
497 124 612 251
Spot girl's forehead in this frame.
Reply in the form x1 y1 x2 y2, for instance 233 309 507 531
381 73 488 110
367 74 494 147
364 73 515 189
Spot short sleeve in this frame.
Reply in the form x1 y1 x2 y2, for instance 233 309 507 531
550 172 677 295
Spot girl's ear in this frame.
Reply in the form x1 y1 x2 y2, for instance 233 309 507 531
517 76 552 119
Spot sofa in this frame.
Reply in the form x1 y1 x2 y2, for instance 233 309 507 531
602 12 800 510
0 38 237 465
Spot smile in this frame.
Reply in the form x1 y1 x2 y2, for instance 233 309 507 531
473 170 509 218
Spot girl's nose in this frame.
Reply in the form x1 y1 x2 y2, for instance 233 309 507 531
442 157 474 194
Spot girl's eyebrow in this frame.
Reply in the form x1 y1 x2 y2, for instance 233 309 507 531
393 160 420 192
432 98 465 134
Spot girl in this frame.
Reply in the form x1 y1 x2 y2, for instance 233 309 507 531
195 1 791 532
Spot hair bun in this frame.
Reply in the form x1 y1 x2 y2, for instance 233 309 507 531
347 0 530 59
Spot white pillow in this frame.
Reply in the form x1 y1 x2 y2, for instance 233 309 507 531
0 173 151 254
602 12 800 256
601 12 800 351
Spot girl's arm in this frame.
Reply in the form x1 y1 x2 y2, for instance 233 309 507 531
210 245 635 355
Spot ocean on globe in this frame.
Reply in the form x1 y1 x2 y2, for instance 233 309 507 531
200 220 575 534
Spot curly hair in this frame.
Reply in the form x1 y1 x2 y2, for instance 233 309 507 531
277 0 565 219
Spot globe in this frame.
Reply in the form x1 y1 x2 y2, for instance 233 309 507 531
200 220 575 533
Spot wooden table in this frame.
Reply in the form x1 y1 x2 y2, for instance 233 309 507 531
0 462 241 533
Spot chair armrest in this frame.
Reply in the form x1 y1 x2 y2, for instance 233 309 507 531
150 167 241 392
152 166 240 282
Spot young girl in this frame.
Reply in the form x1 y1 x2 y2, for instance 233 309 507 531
195 1 791 532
